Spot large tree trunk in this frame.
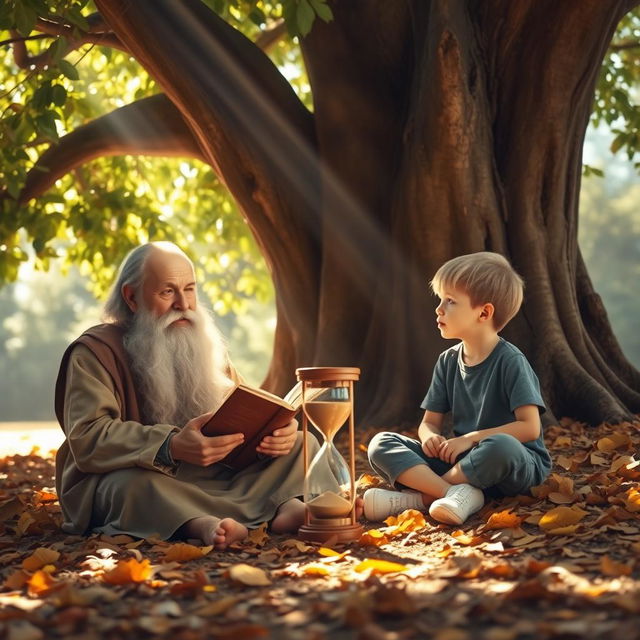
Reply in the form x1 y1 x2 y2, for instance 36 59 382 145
74 0 640 425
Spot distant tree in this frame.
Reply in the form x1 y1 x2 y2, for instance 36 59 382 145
2 1 640 425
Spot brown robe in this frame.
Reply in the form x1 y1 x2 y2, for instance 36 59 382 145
55 324 310 538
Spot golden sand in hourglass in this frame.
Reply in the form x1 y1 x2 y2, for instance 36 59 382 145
303 400 353 518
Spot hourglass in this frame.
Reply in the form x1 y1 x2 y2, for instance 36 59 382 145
296 367 363 543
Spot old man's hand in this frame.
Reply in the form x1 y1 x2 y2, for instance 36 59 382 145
170 411 244 466
257 418 298 457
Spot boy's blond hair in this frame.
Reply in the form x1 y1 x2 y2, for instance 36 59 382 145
430 252 524 331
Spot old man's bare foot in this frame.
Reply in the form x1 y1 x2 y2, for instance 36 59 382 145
271 498 306 533
180 516 248 548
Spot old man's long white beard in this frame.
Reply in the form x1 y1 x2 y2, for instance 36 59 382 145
123 306 233 426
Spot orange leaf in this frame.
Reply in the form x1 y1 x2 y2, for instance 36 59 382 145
103 558 152 584
34 490 58 504
538 506 588 531
354 559 408 574
27 569 59 596
22 547 60 571
547 492 575 505
163 543 212 562
358 528 390 547
451 530 483 546
247 522 269 547
383 509 426 530
483 510 523 531
600 555 632 577
624 488 640 513
3 569 30 590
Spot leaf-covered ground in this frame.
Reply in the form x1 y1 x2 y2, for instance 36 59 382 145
1 418 640 640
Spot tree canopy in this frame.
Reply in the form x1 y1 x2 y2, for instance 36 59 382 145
2 0 640 425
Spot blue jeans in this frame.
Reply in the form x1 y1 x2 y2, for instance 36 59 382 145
368 432 548 497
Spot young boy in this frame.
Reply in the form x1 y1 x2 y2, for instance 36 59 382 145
364 252 551 525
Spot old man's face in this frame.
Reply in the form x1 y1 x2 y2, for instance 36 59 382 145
125 248 198 325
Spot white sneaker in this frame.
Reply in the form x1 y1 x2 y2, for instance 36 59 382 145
428 484 484 525
363 488 424 521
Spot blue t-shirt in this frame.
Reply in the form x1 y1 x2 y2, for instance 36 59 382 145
421 338 551 471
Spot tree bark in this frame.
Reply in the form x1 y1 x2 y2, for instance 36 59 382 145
21 0 640 425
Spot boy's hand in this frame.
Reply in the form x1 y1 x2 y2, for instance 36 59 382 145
421 433 446 458
437 435 475 464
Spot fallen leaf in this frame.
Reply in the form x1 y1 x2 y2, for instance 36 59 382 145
547 492 575 505
102 558 152 584
623 487 640 513
597 432 631 452
22 547 60 571
482 510 523 530
538 506 588 531
162 542 212 562
600 555 632 577
27 569 60 596
227 563 271 586
354 558 408 574
300 563 331 576
247 522 269 547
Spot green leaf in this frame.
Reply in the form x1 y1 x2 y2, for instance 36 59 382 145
248 8 266 26
308 0 333 22
13 3 38 36
35 111 59 141
48 37 69 64
59 60 80 81
610 132 627 154
296 0 315 36
32 84 52 110
51 85 67 108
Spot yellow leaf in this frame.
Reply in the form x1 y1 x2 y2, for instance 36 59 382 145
22 547 60 571
483 510 523 531
301 564 330 576
546 524 581 535
597 433 631 452
318 547 342 557
358 528 390 547
163 543 212 562
384 509 426 530
354 559 408 575
538 506 588 531
227 564 271 586
103 558 152 584
27 569 59 596
451 530 484 546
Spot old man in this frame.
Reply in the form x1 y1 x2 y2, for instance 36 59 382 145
55 241 308 548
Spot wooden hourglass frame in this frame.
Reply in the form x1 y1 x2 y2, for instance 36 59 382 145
296 366 363 543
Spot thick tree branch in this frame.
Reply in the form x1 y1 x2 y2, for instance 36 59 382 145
254 19 286 52
94 0 316 222
17 95 202 204
609 39 640 51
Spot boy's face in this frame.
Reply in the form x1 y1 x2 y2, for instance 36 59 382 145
434 288 491 340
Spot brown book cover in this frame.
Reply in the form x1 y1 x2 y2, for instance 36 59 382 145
201 383 303 469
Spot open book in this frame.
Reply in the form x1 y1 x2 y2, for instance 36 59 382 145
201 381 309 469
